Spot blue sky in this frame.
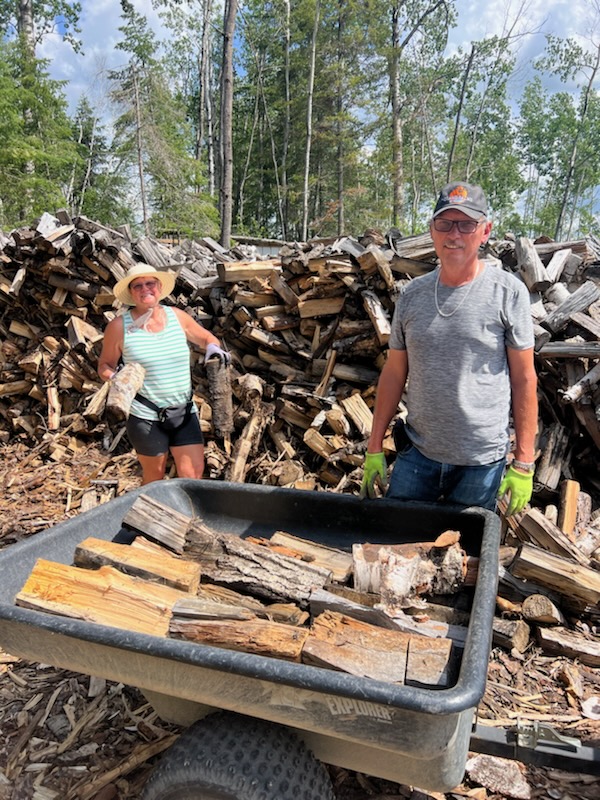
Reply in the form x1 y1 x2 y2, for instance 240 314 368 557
40 0 596 115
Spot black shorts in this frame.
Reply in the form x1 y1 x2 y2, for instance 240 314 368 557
126 413 204 457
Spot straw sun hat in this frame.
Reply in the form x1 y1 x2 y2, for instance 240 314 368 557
113 264 177 306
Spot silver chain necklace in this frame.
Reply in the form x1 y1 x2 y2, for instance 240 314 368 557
434 263 481 318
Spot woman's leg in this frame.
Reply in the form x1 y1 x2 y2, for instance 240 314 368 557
137 452 169 484
169 413 205 479
126 416 169 484
170 443 205 479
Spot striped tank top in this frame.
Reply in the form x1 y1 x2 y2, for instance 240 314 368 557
122 306 194 421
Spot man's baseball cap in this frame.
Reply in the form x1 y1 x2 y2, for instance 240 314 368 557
432 182 488 220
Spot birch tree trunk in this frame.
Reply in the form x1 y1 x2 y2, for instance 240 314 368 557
67 114 97 216
390 4 403 226
219 0 238 247
237 87 260 227
204 34 216 198
133 69 150 235
17 0 35 221
446 44 474 182
301 0 320 242
17 0 35 53
389 1 447 226
197 0 211 160
336 3 345 236
464 16 524 179
281 0 291 239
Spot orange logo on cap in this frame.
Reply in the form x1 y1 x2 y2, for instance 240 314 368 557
448 186 468 204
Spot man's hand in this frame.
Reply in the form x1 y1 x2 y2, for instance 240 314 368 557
498 465 534 515
360 452 388 499
205 343 231 366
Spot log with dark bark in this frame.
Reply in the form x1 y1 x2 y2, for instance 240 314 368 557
183 517 332 604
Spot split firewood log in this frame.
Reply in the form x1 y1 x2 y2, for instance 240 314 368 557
302 610 454 687
105 362 146 422
123 497 332 605
169 599 308 660
184 518 332 605
205 358 234 443
536 626 600 667
16 559 187 636
122 494 192 553
521 593 565 625
510 543 600 612
246 531 353 583
309 587 469 646
74 536 201 592
492 618 530 653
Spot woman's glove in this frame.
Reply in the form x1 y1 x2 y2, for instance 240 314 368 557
360 452 388 499
498 465 534 515
204 343 231 366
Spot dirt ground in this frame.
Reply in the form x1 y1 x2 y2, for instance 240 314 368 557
1 441 599 800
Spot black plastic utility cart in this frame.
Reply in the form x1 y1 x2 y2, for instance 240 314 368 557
0 480 502 798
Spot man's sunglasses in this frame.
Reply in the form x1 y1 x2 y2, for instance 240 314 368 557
432 218 483 234
130 280 159 291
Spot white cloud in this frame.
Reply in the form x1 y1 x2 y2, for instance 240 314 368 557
39 0 600 116
39 0 167 113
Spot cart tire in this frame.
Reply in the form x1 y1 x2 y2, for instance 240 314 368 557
141 711 336 800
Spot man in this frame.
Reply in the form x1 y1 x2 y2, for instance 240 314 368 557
361 182 538 515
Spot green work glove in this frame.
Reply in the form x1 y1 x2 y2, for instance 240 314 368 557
360 452 388 499
498 465 534 516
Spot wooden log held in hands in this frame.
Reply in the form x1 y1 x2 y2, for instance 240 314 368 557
205 357 234 439
106 362 146 422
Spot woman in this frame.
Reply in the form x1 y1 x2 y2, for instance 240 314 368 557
98 264 230 484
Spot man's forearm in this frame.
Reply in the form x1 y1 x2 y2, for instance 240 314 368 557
512 376 538 462
367 352 408 452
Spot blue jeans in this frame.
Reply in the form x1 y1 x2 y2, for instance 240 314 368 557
387 445 505 510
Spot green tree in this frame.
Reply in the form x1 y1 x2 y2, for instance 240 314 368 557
66 96 132 226
0 40 79 227
0 0 81 52
536 28 600 238
157 0 220 198
110 0 218 237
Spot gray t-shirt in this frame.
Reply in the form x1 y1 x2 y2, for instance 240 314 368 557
388 263 534 466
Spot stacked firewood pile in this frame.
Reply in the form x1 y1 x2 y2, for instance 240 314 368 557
2 210 600 505
2 212 600 795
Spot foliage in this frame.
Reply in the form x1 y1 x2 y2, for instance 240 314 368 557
6 1 600 241
67 96 133 226
0 0 82 51
0 40 79 228
108 0 218 237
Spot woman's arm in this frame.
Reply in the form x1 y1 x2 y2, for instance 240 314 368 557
173 307 221 349
97 317 125 382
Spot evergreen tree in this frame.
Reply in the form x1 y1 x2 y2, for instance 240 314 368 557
0 40 79 227
109 0 218 237
67 96 132 226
